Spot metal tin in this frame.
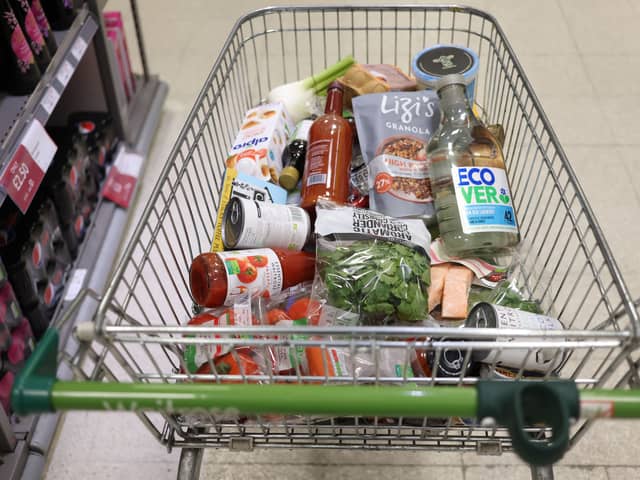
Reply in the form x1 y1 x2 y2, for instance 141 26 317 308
222 197 311 251
427 338 478 378
466 303 565 372
412 44 479 103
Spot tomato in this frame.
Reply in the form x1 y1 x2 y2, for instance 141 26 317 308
247 254 269 268
266 308 292 325
237 263 258 284
195 348 262 383
287 297 322 325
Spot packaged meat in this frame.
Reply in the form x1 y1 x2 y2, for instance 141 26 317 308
441 265 474 320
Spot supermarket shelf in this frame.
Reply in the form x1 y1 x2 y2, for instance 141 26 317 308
12 78 168 480
0 7 98 207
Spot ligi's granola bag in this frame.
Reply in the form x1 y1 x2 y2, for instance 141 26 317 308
353 91 440 223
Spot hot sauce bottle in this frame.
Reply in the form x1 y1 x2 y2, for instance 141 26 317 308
300 81 353 211
189 248 315 308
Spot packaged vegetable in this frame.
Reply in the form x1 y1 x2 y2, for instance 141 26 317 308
313 201 431 325
352 90 440 221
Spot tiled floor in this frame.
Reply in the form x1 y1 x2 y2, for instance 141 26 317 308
44 0 640 479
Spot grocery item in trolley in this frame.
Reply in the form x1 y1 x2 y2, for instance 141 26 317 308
189 248 315 308
337 63 417 107
466 302 565 372
427 74 520 258
353 90 440 221
428 262 475 322
211 168 288 252
479 364 547 380
279 119 313 191
313 201 431 325
266 56 355 123
428 338 479 378
183 307 259 374
300 82 353 211
222 197 311 251
412 44 479 103
226 103 295 183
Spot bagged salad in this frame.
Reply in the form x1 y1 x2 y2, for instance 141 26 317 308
313 200 431 325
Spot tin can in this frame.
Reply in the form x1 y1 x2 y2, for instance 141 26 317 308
466 303 565 372
412 44 480 103
427 338 479 378
222 197 311 251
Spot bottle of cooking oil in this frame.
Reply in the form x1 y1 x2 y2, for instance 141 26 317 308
427 74 520 258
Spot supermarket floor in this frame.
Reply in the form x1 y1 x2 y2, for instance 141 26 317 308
44 0 640 479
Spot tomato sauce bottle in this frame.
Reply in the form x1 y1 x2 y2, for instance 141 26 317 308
189 248 315 308
300 82 353 211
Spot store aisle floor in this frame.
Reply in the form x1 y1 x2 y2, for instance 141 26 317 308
45 1 640 479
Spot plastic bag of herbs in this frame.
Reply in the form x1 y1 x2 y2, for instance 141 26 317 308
312 200 432 326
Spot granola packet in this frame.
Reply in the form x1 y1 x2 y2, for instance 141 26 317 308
352 91 440 223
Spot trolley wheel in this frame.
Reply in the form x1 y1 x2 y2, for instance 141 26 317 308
177 447 204 480
530 464 554 480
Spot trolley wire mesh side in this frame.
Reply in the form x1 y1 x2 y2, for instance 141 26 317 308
68 5 640 454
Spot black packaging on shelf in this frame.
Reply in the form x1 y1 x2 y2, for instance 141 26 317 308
22 301 48 338
0 370 14 414
0 317 10 352
40 0 75 31
68 111 118 175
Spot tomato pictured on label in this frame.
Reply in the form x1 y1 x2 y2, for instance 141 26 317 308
31 242 42 268
237 263 258 284
247 254 269 268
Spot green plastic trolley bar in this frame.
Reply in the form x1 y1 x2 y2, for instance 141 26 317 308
12 328 640 466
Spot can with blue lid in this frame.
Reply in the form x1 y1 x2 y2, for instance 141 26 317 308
412 44 480 103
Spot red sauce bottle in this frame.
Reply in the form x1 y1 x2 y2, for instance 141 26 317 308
189 248 315 308
300 81 353 211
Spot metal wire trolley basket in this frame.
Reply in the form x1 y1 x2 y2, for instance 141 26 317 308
10 5 640 480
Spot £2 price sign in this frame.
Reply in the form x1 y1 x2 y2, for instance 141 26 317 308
1 121 57 213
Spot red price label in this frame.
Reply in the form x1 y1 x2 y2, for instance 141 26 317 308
101 150 143 209
0 145 45 213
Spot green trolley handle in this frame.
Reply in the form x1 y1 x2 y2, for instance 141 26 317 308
12 329 640 466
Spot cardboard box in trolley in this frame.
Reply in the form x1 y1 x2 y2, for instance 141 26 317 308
225 103 295 183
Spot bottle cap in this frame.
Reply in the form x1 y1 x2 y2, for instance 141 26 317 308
435 73 467 91
279 166 301 191
327 80 344 91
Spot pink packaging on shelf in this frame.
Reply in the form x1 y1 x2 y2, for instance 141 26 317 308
0 371 14 415
104 11 136 95
106 29 131 100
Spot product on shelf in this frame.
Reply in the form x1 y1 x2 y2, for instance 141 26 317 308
0 281 25 329
104 11 135 97
0 371 14 414
9 0 51 72
0 0 41 95
300 82 353 211
40 0 75 31
29 0 56 55
427 74 520 258
226 103 295 184
105 26 131 100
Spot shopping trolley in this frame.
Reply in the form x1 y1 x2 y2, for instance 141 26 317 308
10 5 640 480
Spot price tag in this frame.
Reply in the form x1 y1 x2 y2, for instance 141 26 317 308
101 150 143 208
56 60 74 87
40 86 61 114
70 36 88 61
0 121 57 213
63 268 87 301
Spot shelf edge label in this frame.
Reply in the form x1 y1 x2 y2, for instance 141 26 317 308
1 120 57 213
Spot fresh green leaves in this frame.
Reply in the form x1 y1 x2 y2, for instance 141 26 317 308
468 281 542 314
318 240 430 324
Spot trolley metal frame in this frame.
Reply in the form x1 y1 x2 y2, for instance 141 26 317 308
13 5 640 480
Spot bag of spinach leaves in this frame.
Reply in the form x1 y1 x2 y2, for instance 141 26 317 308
313 200 431 326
